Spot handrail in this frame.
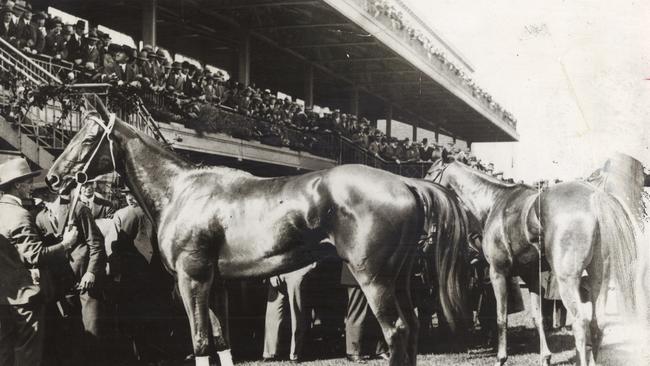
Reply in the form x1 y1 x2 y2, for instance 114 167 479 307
0 37 62 85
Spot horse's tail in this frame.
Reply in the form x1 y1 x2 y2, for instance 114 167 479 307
592 189 639 313
405 179 470 331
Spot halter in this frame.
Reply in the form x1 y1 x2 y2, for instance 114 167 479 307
62 112 117 232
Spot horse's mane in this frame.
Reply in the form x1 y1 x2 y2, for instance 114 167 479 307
453 161 530 191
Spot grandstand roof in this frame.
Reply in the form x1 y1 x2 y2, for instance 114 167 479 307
41 0 519 143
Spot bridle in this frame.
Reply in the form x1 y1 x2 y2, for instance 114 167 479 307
429 162 450 184
61 111 117 231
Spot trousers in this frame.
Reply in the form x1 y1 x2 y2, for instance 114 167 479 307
0 303 45 366
263 264 315 360
344 286 387 357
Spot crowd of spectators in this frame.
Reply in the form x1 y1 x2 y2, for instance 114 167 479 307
0 0 508 180
367 0 517 129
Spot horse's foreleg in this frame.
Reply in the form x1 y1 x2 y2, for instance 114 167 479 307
210 279 233 366
177 269 214 366
520 269 551 366
489 267 509 366
557 275 589 366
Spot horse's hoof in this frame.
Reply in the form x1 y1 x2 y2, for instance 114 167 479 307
541 355 551 366
494 360 506 366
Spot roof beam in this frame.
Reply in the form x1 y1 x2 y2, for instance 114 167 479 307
289 41 377 49
210 1 319 10
252 22 351 30
322 56 401 63
342 69 417 76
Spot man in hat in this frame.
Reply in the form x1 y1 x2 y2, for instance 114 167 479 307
81 29 101 66
0 6 16 42
43 18 63 57
166 61 182 92
66 19 85 64
35 184 107 365
29 11 47 54
107 186 161 362
0 157 79 366
79 181 115 220
13 8 31 49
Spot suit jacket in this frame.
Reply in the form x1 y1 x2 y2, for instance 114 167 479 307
82 45 100 66
66 34 83 62
35 199 106 283
0 195 68 304
0 20 16 40
29 24 46 53
82 194 115 220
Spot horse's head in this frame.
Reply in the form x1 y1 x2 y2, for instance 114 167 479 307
46 96 117 193
424 149 454 185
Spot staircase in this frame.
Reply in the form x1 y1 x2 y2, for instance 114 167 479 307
0 37 62 85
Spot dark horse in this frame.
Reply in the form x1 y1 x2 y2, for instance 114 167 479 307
46 96 469 366
425 155 639 366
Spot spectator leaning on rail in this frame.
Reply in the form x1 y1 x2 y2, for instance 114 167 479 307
0 157 79 366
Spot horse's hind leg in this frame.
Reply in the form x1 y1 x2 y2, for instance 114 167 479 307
557 275 590 366
210 279 233 366
587 254 609 364
177 265 214 366
394 255 419 366
489 266 509 366
355 271 410 366
520 267 552 365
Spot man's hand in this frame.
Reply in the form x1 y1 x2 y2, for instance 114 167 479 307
61 225 79 251
78 272 96 291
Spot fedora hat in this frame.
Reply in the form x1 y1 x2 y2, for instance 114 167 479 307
0 157 40 188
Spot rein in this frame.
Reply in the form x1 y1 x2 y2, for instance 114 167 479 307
61 112 117 232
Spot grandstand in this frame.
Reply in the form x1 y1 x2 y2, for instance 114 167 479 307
1 0 518 180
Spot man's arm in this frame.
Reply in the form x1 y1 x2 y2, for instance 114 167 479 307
11 210 75 266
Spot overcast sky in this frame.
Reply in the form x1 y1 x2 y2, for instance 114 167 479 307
406 0 649 182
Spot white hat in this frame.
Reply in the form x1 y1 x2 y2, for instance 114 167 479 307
0 157 40 188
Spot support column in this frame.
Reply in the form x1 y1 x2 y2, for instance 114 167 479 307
412 125 417 141
142 0 157 47
238 30 251 85
304 64 314 108
435 131 439 143
350 88 359 116
386 104 392 137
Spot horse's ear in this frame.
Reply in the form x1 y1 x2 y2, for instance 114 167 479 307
87 94 111 122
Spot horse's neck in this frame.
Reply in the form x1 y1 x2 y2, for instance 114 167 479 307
114 124 190 222
447 164 510 224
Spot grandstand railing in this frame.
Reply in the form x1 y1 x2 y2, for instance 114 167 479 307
0 37 62 85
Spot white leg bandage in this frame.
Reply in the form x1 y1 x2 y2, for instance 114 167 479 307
195 355 210 366
218 349 234 366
